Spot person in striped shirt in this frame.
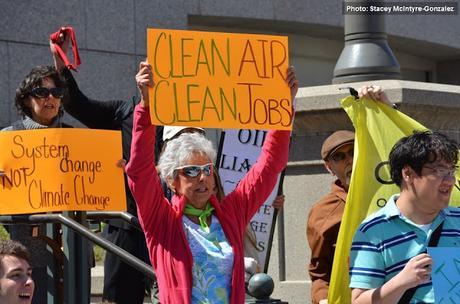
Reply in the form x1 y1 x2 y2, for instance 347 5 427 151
350 130 460 303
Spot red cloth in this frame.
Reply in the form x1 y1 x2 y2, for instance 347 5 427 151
50 26 81 71
126 104 290 304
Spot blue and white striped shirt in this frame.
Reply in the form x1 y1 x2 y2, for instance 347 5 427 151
349 194 460 303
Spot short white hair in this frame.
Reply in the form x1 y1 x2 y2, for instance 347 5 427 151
158 132 216 181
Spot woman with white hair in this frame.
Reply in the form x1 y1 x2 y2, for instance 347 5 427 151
126 61 298 304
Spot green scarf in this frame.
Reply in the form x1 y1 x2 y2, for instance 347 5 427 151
183 202 215 233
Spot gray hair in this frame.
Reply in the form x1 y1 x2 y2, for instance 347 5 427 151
158 132 216 181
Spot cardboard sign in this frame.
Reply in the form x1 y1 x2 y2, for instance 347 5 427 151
0 129 126 214
147 28 292 130
217 129 282 272
428 247 460 303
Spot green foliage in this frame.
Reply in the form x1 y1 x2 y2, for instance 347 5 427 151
92 222 106 263
0 225 10 240
94 244 106 264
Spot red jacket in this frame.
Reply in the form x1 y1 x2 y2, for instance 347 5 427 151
126 105 290 304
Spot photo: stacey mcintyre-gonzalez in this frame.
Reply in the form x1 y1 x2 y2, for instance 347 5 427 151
126 61 298 304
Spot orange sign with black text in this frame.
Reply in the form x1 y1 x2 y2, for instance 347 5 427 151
0 129 126 214
147 28 292 130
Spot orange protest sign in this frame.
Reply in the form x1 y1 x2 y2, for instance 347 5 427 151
147 28 292 130
0 129 126 214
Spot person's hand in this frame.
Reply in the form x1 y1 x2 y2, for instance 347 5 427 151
272 195 285 210
286 66 299 101
244 257 258 276
49 27 71 73
396 253 432 289
244 257 259 282
358 85 393 108
135 61 154 107
0 170 12 189
116 159 127 171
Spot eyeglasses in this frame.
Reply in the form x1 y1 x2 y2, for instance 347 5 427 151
423 165 458 180
329 148 354 162
30 87 65 99
174 163 213 178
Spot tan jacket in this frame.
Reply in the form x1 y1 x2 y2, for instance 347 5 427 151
306 180 347 304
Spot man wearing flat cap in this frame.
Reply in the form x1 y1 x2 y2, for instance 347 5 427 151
306 130 355 304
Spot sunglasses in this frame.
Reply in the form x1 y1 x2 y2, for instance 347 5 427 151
329 148 354 162
30 87 65 99
174 163 213 178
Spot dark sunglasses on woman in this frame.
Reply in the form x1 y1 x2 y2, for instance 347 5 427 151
174 163 213 178
30 87 65 99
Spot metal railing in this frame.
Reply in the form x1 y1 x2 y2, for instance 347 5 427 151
0 213 154 280
1 212 287 303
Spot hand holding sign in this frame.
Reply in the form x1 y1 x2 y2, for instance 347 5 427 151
0 170 8 187
116 159 127 171
272 194 285 210
358 85 393 108
397 253 432 289
136 61 154 107
286 66 298 103
49 26 81 72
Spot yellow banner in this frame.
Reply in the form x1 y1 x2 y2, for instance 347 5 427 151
147 28 292 130
0 129 126 214
328 97 460 304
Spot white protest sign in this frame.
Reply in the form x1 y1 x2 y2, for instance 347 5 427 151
217 128 282 272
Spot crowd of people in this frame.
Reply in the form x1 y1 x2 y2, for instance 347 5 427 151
0 28 459 304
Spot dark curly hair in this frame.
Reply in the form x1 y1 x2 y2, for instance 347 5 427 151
0 239 31 274
15 65 65 118
389 130 459 187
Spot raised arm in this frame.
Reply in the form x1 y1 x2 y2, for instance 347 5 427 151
125 62 167 234
224 66 298 223
50 28 69 74
50 32 127 129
